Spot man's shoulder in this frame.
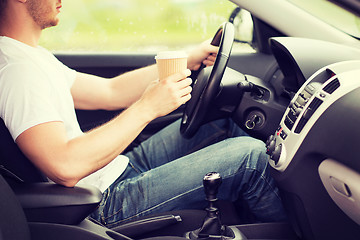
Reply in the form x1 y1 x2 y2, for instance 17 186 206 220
0 39 46 80
0 37 48 66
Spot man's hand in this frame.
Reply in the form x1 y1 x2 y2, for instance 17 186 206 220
136 69 192 121
187 39 219 71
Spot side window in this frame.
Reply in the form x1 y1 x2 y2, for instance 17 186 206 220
40 0 253 53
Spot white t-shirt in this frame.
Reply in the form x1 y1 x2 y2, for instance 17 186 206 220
0 36 128 192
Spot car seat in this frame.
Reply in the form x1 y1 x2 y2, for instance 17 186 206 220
0 118 47 183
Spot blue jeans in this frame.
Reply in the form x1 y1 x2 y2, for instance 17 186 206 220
90 119 286 228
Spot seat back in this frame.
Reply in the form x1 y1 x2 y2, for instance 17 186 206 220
0 174 31 240
0 119 47 183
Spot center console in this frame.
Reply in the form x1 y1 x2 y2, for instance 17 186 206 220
266 60 360 239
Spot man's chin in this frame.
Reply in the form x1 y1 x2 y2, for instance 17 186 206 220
42 19 60 30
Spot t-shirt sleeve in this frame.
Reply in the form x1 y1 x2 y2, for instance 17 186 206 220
40 47 77 88
0 63 64 140
57 58 77 88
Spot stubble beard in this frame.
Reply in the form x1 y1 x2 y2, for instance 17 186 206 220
26 0 59 30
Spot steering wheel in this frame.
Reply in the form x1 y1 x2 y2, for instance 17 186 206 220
180 22 235 138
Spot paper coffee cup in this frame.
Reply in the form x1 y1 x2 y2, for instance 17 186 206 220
155 51 188 80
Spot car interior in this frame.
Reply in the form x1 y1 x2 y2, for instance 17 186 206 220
1 0 360 239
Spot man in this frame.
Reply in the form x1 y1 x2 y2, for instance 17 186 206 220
0 0 286 227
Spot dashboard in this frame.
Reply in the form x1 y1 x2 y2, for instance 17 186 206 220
260 38 360 239
233 37 360 142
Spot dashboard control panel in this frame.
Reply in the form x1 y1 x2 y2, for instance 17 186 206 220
266 60 360 172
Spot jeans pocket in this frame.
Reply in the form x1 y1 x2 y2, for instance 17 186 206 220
100 187 127 227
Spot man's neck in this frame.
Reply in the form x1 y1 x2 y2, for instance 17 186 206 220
0 31 41 48
0 4 42 47
2 31 42 47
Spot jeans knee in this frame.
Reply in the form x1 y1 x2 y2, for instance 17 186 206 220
233 136 268 170
247 137 266 152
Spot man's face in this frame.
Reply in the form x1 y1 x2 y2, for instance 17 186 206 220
26 0 62 30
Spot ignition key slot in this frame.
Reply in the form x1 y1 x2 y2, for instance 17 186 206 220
245 110 266 130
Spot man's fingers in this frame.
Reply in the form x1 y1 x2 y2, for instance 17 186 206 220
207 54 217 61
207 44 219 55
180 85 192 97
176 69 191 81
178 77 192 88
163 69 191 83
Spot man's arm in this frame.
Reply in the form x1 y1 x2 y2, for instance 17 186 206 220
71 40 218 111
16 70 192 187
71 64 159 110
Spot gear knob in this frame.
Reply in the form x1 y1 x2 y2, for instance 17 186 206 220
203 172 222 201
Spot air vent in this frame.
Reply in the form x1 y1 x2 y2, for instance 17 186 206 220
295 97 323 134
323 78 340 94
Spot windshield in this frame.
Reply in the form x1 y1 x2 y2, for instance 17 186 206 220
40 0 236 52
287 0 360 38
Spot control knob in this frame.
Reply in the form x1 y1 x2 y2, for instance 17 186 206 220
271 144 282 165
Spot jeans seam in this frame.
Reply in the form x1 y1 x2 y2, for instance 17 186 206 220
100 188 111 223
102 207 124 224
100 164 140 225
129 161 141 174
104 183 204 228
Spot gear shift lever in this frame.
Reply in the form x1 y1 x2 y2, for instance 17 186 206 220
186 172 247 240
198 172 223 237
204 172 222 202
